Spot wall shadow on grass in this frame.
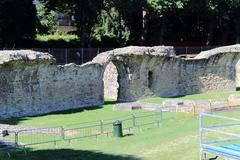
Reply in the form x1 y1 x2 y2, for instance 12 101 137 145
2 148 140 160
0 105 103 125
104 100 118 105
0 100 118 126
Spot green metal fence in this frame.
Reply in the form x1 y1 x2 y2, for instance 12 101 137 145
0 111 164 150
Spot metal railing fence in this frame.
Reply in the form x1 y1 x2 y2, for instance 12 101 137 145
174 46 219 55
0 111 164 150
200 111 240 160
0 46 219 65
32 48 114 65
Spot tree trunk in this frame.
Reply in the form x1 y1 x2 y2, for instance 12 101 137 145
75 1 89 47
206 14 216 46
220 20 230 45
159 17 166 45
234 9 240 44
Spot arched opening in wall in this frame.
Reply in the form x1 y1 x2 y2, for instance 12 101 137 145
103 62 119 100
148 71 153 90
236 61 240 91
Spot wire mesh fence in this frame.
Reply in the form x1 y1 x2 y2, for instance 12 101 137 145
17 127 63 146
0 111 164 150
1 46 219 65
174 46 219 55
32 48 114 65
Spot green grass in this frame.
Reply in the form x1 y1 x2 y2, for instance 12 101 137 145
36 33 79 43
2 116 199 160
1 91 240 160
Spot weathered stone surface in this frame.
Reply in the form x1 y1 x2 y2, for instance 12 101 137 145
112 102 164 111
92 46 176 66
1 45 240 118
103 62 118 99
0 50 104 119
228 94 240 103
0 50 54 64
162 99 184 106
94 45 240 101
195 44 240 59
112 99 229 113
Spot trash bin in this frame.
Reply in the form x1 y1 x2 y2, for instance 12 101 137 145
113 120 123 137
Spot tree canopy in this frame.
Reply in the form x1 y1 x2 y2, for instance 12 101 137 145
0 0 37 48
1 0 240 47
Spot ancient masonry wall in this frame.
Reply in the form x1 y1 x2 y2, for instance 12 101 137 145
97 45 240 101
114 53 240 101
1 45 240 118
0 50 104 118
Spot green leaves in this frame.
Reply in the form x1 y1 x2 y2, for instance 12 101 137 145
36 2 58 34
147 0 184 14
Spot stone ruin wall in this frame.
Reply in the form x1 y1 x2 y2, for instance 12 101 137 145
114 53 240 101
1 45 240 118
0 50 104 119
99 45 240 101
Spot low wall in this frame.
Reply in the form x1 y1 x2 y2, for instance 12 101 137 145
0 50 103 118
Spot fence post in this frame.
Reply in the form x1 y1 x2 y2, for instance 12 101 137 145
185 47 188 54
200 113 203 160
175 104 179 120
157 120 160 128
15 132 18 146
156 110 162 128
81 48 84 64
208 100 212 112
100 120 104 134
61 126 65 140
132 114 136 127
65 48 68 64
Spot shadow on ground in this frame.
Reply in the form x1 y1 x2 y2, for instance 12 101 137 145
1 148 140 160
104 100 118 105
0 106 103 125
0 100 118 125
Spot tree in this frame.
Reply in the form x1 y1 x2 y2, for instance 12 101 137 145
91 0 130 47
39 0 240 47
113 0 147 45
40 0 103 47
0 0 37 47
146 0 184 45
36 2 58 34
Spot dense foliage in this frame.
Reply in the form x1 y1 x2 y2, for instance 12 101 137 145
0 0 37 48
39 0 240 47
1 0 240 47
36 2 58 34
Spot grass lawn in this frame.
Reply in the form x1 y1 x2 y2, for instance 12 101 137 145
1 91 239 160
